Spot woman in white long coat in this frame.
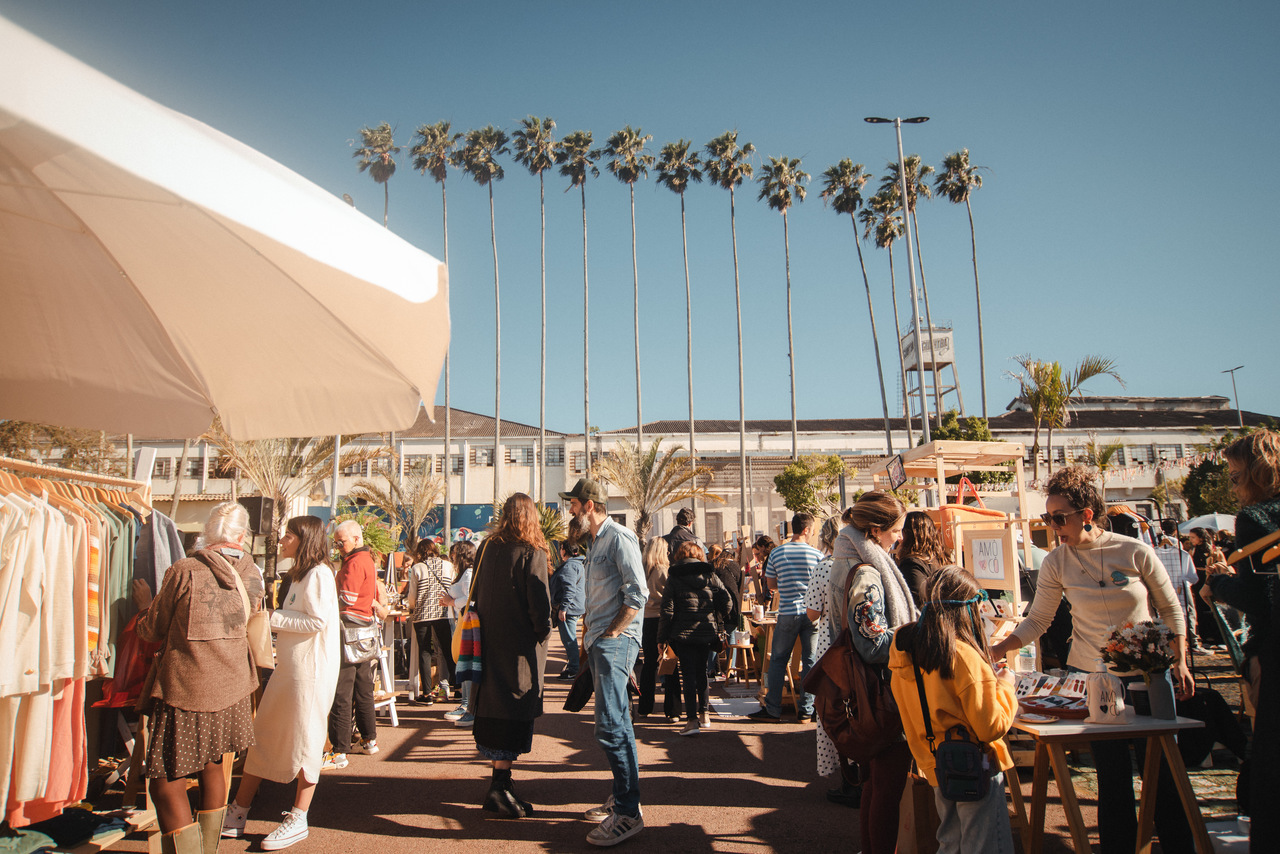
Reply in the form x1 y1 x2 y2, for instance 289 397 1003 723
222 515 340 851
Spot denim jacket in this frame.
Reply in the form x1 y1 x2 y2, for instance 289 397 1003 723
583 517 647 649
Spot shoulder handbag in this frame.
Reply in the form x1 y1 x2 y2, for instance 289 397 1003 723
227 557 275 671
801 563 902 765
340 611 381 665
451 541 489 662
910 651 991 802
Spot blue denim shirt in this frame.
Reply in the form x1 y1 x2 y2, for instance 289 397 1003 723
583 517 648 649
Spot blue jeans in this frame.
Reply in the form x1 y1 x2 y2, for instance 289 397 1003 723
764 613 817 717
933 771 1014 854
558 615 581 674
589 635 641 818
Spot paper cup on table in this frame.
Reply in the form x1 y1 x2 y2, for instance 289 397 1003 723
752 605 764 621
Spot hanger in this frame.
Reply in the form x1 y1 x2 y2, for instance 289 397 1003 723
1228 528 1280 566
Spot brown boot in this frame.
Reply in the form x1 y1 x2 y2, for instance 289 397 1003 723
160 822 204 854
196 807 225 854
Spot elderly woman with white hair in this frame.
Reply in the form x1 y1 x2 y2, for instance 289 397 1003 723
132 501 264 854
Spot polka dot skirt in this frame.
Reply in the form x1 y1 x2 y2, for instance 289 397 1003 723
805 557 841 779
145 695 255 780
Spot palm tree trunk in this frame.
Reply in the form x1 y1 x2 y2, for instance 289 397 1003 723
912 210 944 426
383 182 389 228
538 173 546 504
1031 423 1042 483
888 247 914 446
489 184 501 503
730 188 747 533
581 183 590 476
171 439 191 519
1046 425 1055 477
783 211 797 460
851 214 893 455
441 184 451 541
966 198 987 420
681 192 696 516
630 184 643 449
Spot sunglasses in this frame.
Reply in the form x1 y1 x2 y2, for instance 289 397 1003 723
1040 509 1084 527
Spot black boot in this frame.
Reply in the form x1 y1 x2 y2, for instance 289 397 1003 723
481 768 526 818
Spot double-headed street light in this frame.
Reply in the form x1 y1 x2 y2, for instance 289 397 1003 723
865 116 930 445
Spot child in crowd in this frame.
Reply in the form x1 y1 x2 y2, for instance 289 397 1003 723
888 566 1019 854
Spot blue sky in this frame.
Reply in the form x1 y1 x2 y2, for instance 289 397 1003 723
4 1 1277 437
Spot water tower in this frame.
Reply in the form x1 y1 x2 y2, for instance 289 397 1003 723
900 322 965 421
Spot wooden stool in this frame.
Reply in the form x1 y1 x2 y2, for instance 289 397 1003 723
373 646 400 727
726 637 759 686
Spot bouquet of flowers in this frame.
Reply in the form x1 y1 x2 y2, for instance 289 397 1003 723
1100 620 1175 673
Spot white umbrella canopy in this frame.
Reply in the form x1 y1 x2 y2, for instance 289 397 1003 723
0 16 449 440
1178 514 1236 534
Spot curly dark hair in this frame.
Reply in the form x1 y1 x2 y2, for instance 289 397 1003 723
1044 465 1108 529
900 511 949 564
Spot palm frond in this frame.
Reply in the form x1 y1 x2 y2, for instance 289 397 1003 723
589 438 723 539
353 122 400 184
410 121 461 184
512 115 559 176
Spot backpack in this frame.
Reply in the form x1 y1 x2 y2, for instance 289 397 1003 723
802 563 903 765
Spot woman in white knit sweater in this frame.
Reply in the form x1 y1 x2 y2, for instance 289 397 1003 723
992 466 1192 854
222 516 341 851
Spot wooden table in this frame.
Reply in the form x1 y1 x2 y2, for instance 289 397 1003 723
743 614 804 716
1007 714 1213 854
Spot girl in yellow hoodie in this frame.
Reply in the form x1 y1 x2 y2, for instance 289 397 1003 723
888 565 1019 854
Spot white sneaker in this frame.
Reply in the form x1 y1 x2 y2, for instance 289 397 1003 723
351 736 380 755
321 751 348 770
584 794 614 821
587 809 643 846
261 810 308 851
221 802 248 838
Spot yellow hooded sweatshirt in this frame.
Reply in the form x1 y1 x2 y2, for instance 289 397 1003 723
887 631 1018 786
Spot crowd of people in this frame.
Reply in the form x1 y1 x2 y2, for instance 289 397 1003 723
126 428 1280 853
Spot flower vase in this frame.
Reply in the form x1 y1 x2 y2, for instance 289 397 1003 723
1144 669 1176 720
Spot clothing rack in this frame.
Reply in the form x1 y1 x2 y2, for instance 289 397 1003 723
0 455 146 489
0 454 160 850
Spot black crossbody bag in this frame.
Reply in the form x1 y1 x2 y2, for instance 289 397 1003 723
911 657 994 802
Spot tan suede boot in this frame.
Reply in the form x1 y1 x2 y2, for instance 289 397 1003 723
196 807 225 854
160 821 204 854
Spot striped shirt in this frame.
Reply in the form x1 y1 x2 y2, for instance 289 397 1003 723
765 540 823 616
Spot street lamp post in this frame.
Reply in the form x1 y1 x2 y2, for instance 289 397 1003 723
865 116 931 446
1223 365 1245 429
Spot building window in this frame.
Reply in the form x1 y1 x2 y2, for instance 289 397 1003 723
405 454 430 474
341 461 366 477
472 447 494 467
1130 445 1154 464
211 456 237 479
508 447 534 467
450 455 464 475
1113 447 1126 466
185 457 204 478
1155 444 1184 461
545 446 565 466
152 457 172 480
571 451 586 473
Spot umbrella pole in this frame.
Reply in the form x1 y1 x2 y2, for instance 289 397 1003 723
331 435 340 519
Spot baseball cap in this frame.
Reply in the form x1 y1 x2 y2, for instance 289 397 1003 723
558 477 608 506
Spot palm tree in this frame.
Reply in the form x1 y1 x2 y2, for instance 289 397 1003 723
1081 431 1125 496
347 452 445 553
454 125 510 503
860 189 912 446
882 155 941 424
556 131 601 472
410 120 461 540
821 159 893 455
512 116 559 504
603 126 655 447
590 438 724 540
936 149 989 418
1007 355 1059 483
655 139 704 498
757 156 809 460
1044 356 1125 476
353 122 400 227
203 420 381 574
703 131 754 533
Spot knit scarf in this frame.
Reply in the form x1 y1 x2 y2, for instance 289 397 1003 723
832 524 919 629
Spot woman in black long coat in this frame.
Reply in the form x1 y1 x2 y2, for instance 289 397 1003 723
658 542 731 737
471 493 552 818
